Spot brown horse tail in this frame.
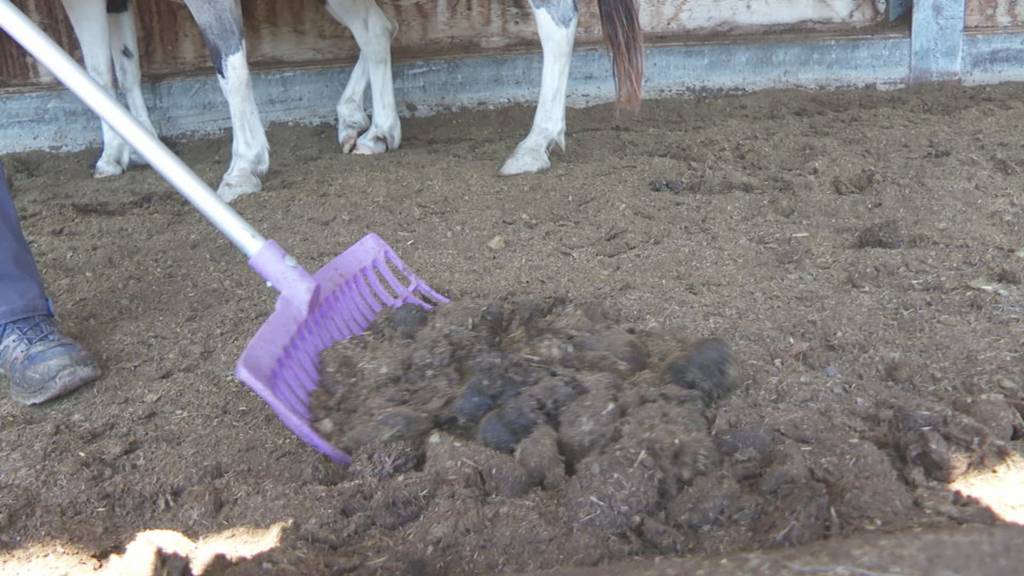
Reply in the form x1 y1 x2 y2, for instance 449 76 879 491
597 0 644 110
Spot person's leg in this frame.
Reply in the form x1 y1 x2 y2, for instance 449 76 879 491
0 161 101 405
0 163 50 324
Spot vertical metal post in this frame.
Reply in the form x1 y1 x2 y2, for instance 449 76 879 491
910 0 965 83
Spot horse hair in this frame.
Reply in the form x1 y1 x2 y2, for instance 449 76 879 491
598 0 644 111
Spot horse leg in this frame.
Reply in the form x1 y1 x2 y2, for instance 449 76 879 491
326 0 400 155
183 0 269 202
336 56 370 153
61 0 131 177
500 0 577 175
106 0 156 165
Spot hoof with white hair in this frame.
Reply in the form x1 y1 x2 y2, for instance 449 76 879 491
94 159 126 179
339 124 367 154
217 173 262 203
500 145 552 176
94 151 130 178
352 123 401 155
500 131 564 176
337 100 370 154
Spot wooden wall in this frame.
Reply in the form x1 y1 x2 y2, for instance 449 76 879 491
1 0 885 87
968 0 1024 28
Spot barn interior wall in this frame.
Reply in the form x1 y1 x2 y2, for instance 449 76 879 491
967 0 1024 28
1 0 885 87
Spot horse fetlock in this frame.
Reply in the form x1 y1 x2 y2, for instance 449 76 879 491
525 125 565 151
231 140 270 177
129 119 159 166
133 114 157 137
337 104 369 130
129 151 149 168
553 129 566 152
253 146 270 176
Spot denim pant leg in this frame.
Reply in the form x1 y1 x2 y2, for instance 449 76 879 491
0 160 50 324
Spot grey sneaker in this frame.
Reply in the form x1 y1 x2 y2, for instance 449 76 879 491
0 315 101 405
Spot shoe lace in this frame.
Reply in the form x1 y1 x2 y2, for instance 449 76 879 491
0 317 58 356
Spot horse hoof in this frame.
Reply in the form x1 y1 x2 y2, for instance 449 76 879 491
353 134 389 155
94 158 126 179
499 148 551 176
339 128 361 154
217 173 262 203
352 123 400 156
129 152 149 167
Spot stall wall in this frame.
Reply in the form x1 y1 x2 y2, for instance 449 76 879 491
967 0 1024 28
1 0 884 87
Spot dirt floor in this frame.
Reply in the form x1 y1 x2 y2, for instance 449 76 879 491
1 82 1023 576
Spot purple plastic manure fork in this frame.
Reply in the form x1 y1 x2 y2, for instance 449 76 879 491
0 0 447 464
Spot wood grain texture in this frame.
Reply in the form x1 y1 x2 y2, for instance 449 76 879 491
1 0 884 86
967 0 1024 29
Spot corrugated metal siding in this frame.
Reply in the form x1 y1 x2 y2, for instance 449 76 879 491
1 0 885 87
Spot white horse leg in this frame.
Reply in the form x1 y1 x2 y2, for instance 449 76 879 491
500 0 577 175
215 49 270 201
326 0 400 155
336 56 370 153
62 0 131 177
106 0 156 165
183 0 269 202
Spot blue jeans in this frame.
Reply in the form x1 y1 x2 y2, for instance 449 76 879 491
0 160 50 324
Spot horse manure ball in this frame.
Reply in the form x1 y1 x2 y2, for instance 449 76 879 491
661 338 738 405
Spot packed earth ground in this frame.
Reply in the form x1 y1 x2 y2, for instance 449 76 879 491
1 82 1023 575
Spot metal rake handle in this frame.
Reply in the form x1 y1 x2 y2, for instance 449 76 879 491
0 0 264 257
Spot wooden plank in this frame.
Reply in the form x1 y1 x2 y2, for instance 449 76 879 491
968 0 1024 29
0 0 78 86
1 0 885 86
